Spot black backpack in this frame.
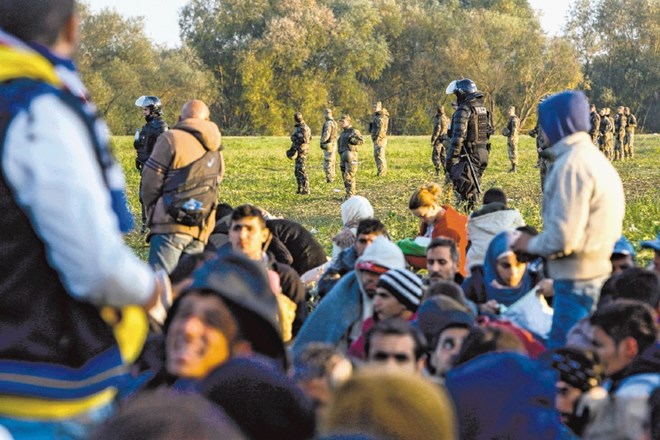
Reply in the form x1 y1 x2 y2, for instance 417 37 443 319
162 150 222 227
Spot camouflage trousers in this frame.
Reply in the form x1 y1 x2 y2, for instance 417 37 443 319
624 129 635 159
373 138 387 176
613 132 625 160
507 137 518 166
321 143 336 182
600 134 613 160
591 134 600 147
431 142 446 175
340 150 358 198
295 152 310 194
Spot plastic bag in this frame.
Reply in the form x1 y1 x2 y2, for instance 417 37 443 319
501 286 553 342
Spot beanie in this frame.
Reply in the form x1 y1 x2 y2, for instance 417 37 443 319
377 268 424 312
538 348 600 391
538 91 590 146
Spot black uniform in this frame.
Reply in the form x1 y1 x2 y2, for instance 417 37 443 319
446 92 492 207
134 114 168 171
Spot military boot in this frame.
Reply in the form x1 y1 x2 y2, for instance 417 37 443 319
508 163 517 173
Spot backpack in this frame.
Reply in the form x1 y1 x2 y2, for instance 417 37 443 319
162 149 222 227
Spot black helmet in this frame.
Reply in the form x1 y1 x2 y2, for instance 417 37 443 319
294 112 304 123
446 79 477 101
135 95 162 114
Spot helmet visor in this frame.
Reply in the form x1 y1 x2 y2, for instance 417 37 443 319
445 80 458 95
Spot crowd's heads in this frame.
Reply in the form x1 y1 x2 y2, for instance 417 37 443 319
229 204 269 259
484 230 529 289
453 325 527 368
641 233 660 274
426 237 460 283
355 219 388 257
612 267 660 308
375 268 424 315
365 318 427 373
341 195 374 228
164 252 286 376
446 352 566 440
590 300 659 377
89 390 246 440
482 187 507 206
0 0 75 47
201 356 316 440
538 90 590 146
416 295 473 376
181 99 210 121
323 370 457 440
409 182 441 211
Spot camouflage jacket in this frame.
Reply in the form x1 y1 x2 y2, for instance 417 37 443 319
338 125 364 154
600 116 614 135
589 111 601 137
506 115 520 139
614 114 627 134
291 122 312 151
431 111 450 145
370 109 389 144
626 113 637 129
320 116 338 146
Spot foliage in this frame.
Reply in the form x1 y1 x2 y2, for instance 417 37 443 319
116 134 660 267
564 0 660 132
77 3 219 135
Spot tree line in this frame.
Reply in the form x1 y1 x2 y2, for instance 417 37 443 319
77 0 658 136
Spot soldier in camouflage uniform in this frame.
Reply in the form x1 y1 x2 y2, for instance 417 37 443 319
589 104 601 147
599 108 614 160
624 107 637 159
320 108 338 183
369 101 389 176
337 115 364 199
613 106 627 161
430 105 450 177
502 106 520 173
287 112 312 194
528 95 554 192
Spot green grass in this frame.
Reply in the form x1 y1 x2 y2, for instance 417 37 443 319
113 134 660 267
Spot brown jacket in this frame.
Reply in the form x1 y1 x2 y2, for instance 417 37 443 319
141 118 224 242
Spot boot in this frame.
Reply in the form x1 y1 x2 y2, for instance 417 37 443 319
508 163 517 173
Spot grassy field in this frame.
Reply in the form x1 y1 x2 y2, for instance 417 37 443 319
113 134 660 266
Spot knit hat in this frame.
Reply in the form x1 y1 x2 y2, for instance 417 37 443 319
538 90 590 146
355 236 406 274
165 252 287 369
377 268 424 312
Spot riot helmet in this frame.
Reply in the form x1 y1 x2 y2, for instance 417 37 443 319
135 95 163 115
446 79 477 102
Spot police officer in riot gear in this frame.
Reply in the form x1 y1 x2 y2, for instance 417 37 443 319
134 95 168 230
134 95 168 171
445 79 492 209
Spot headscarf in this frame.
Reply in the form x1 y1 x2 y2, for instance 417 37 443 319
483 230 533 306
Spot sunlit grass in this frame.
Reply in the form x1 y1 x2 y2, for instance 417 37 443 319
113 134 660 267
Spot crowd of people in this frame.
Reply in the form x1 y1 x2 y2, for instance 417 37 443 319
1 1 658 440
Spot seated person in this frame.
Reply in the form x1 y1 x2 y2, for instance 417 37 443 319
611 235 636 275
348 268 424 359
402 182 467 275
466 187 525 270
316 219 388 299
463 229 546 307
331 195 374 257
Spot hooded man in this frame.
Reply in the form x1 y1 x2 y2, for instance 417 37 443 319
292 236 406 357
512 90 625 349
141 99 224 274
